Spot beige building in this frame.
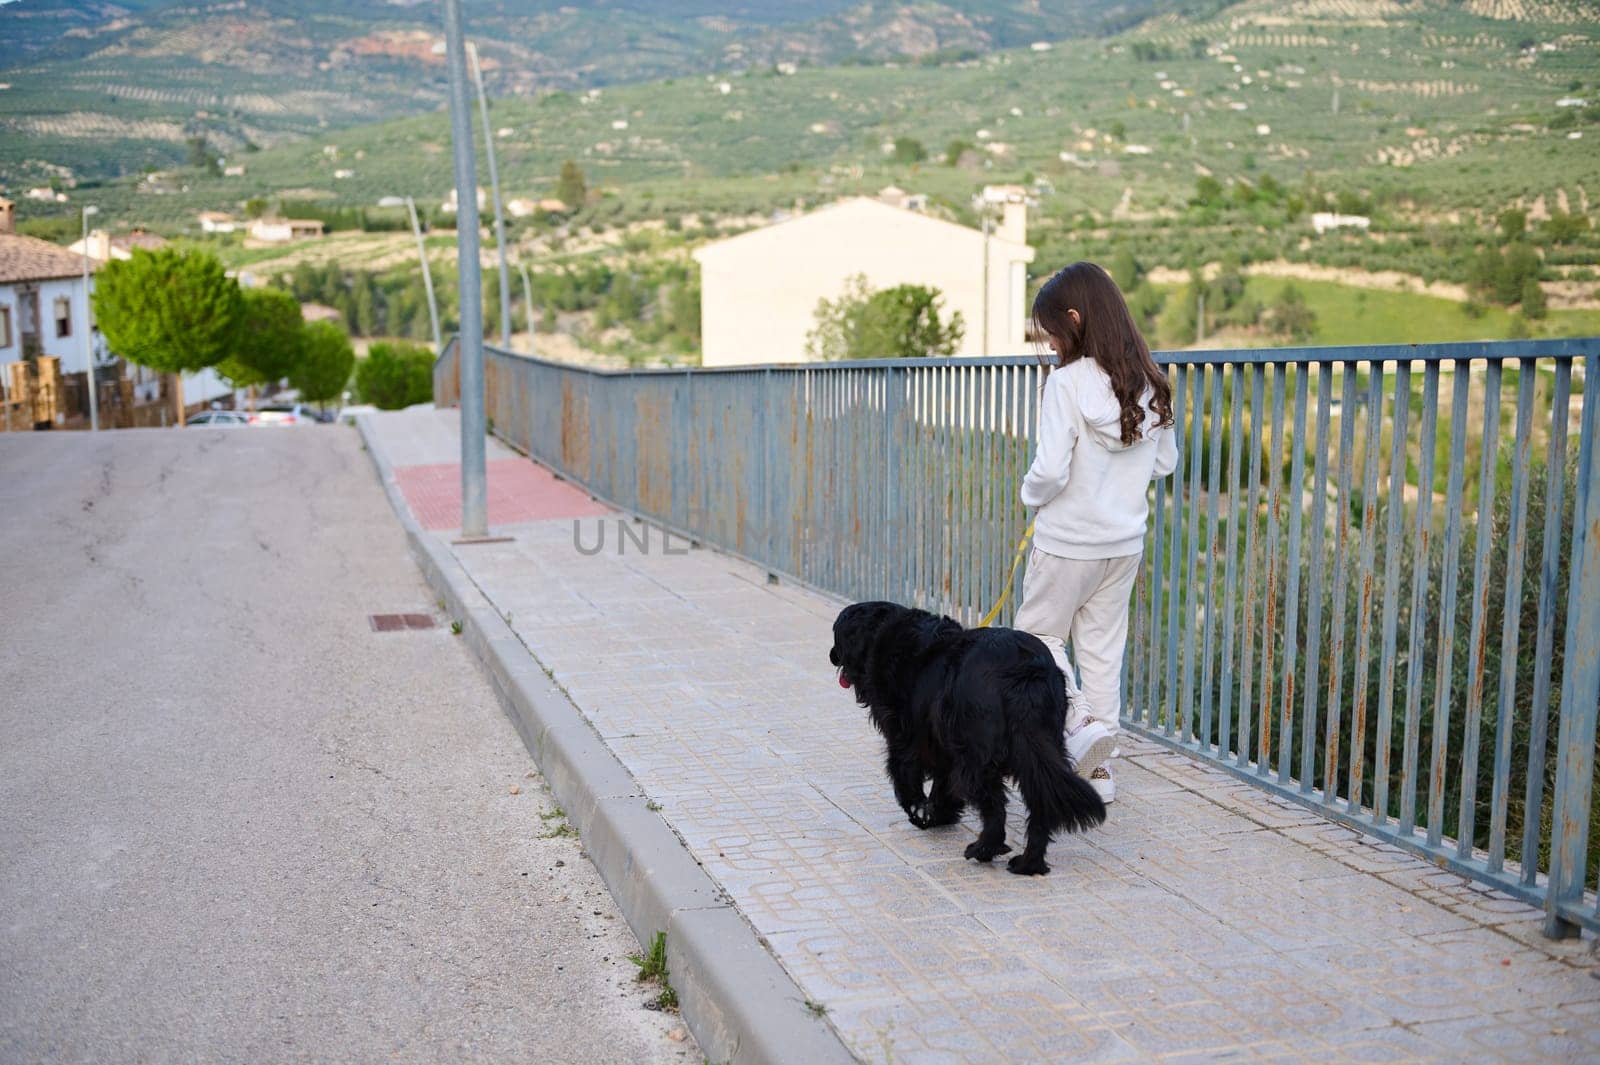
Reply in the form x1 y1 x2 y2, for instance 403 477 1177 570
692 195 1034 367
246 218 325 244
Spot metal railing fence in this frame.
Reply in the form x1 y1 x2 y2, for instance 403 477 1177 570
436 338 1599 937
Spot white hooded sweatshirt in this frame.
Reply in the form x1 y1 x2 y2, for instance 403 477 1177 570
1021 357 1179 559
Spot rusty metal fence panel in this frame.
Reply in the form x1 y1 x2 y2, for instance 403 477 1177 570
436 338 1599 937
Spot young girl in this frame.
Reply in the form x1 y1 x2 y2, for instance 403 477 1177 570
1013 261 1178 803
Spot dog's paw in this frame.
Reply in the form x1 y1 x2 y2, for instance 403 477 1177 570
963 839 1012 863
906 802 934 829
1006 853 1050 876
924 804 963 828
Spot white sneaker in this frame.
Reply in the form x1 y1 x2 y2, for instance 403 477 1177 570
1066 720 1116 779
1089 765 1116 804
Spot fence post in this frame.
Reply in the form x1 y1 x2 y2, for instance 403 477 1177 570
761 367 773 568
885 365 901 603
1544 375 1599 938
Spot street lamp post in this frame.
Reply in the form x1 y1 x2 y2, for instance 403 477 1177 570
404 196 442 351
443 0 488 538
518 261 536 356
467 41 512 351
80 204 100 432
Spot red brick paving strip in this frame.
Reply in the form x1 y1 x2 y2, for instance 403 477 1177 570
394 459 613 531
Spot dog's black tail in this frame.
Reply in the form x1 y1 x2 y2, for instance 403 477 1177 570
1007 662 1108 835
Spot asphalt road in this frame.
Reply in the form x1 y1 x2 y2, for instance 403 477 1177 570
0 427 695 1064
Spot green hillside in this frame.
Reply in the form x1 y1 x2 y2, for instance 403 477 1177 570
32 0 1591 218
0 0 1199 185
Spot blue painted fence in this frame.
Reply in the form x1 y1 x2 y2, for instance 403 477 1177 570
437 338 1599 937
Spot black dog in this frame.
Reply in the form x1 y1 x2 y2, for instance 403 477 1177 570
830 601 1106 875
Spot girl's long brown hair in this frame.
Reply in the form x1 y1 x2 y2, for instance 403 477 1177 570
1031 261 1174 446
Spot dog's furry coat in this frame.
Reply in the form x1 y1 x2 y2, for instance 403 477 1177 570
830 601 1106 875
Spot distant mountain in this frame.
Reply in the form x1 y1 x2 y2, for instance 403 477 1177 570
0 0 1200 183
2 0 1586 188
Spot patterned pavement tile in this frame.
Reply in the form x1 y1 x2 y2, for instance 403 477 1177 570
365 407 1600 1065
394 458 613 530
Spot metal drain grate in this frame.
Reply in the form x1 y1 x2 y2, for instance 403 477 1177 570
368 613 436 632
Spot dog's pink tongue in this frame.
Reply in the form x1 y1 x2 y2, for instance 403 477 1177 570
838 675 850 689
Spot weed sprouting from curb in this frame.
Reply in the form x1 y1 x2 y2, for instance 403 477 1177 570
539 806 578 839
629 931 677 1011
450 620 462 635
805 999 828 1018
539 663 575 700
646 800 662 812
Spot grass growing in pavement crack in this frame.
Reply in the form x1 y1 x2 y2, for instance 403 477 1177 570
629 931 677 1011
646 800 662 812
538 806 578 839
450 620 462 635
805 1000 828 1017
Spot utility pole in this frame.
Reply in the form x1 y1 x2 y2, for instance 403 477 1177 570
468 41 512 351
518 261 536 356
80 204 100 431
405 196 442 351
980 213 991 357
444 0 487 537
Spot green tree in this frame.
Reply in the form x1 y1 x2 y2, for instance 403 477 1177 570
944 139 975 165
1192 176 1224 208
1109 248 1144 291
1540 211 1591 243
290 321 356 407
556 160 587 208
805 275 963 361
807 275 875 362
1497 208 1526 242
186 135 220 177
356 341 434 409
243 197 269 220
290 261 320 302
1521 278 1547 319
665 275 701 349
1269 283 1317 341
857 284 964 359
216 287 303 394
1496 242 1541 305
351 275 379 337
891 137 927 164
93 247 243 424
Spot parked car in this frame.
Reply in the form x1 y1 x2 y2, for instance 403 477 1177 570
250 403 320 427
183 410 250 428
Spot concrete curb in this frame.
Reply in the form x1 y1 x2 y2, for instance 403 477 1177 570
355 415 856 1065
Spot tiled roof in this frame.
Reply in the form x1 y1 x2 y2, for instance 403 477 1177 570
113 230 167 253
0 233 95 284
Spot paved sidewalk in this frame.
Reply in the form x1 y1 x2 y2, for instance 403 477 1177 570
371 407 1600 1064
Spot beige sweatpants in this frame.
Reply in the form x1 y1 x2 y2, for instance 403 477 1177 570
1012 548 1142 735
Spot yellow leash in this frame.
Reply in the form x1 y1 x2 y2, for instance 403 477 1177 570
976 519 1035 629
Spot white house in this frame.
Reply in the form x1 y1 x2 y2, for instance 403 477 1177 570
692 196 1035 367
197 211 238 233
246 218 325 243
1 199 234 421
0 197 97 377
1311 212 1371 235
66 228 167 264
